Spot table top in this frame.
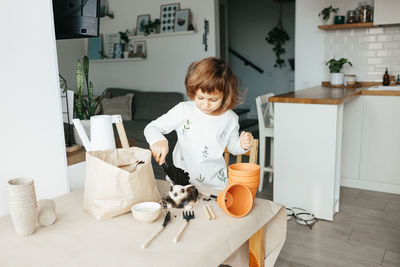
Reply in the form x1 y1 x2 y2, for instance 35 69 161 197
269 83 400 105
0 180 285 267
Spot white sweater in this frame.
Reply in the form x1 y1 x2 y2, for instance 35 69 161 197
144 101 246 190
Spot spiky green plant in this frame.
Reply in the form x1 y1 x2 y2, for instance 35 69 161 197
74 56 107 120
326 58 352 73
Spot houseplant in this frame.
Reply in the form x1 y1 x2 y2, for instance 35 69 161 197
265 9 290 68
143 19 161 36
326 58 352 85
319 5 339 25
119 29 132 58
74 56 107 145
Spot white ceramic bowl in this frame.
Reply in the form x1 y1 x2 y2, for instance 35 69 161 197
131 202 161 223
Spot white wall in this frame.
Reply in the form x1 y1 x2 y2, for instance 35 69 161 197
0 0 69 215
228 0 295 118
56 39 86 90
295 0 328 90
88 0 218 96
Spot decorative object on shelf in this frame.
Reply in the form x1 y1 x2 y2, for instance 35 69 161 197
136 14 150 36
175 9 191 32
133 41 146 58
325 58 352 85
113 43 124 59
104 33 120 58
347 10 358 23
143 19 161 35
119 29 133 58
358 4 372 23
265 4 290 68
88 35 103 60
202 19 209 52
334 15 345 24
99 0 114 18
318 5 339 25
160 3 180 33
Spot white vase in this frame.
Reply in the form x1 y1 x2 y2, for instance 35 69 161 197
323 15 335 25
330 73 344 85
73 119 90 147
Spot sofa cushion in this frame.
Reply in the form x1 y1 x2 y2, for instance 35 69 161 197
105 88 139 118
102 93 134 120
133 91 183 121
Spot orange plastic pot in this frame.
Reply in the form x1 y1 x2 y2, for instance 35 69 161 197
217 184 253 218
228 163 260 177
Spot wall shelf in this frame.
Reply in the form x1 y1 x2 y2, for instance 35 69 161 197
318 22 376 30
90 57 144 63
128 30 196 40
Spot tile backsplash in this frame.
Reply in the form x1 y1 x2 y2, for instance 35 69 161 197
324 26 400 82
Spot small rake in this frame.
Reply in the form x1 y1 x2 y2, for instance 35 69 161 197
173 211 195 242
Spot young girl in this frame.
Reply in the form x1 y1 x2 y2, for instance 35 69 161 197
144 57 254 190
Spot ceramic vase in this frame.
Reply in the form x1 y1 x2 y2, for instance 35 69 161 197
8 178 38 236
330 73 344 85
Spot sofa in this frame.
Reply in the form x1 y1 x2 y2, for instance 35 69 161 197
105 88 183 170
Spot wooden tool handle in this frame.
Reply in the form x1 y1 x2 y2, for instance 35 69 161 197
173 220 188 243
142 226 164 248
206 205 216 219
203 205 211 220
115 122 129 148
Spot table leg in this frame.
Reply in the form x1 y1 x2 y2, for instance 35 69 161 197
249 224 266 267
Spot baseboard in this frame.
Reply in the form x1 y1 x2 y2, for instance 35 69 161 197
341 177 400 194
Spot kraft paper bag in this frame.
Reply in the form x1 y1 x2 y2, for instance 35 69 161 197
83 147 161 220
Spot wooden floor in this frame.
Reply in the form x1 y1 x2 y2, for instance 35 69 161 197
257 181 400 267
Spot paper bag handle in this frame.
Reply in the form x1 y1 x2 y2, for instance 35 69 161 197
112 115 129 149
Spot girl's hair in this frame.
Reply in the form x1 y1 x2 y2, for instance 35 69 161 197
185 57 242 112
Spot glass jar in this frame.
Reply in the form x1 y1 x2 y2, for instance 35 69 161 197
359 5 372 23
347 10 358 23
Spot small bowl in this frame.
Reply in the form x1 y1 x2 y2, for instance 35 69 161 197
131 202 161 223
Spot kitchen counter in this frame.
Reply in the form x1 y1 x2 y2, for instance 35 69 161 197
271 83 400 221
269 83 400 105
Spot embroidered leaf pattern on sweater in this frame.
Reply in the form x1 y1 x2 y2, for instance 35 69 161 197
196 174 205 183
217 169 227 184
182 120 191 134
202 145 209 159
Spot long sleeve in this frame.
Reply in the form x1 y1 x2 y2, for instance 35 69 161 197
226 118 248 156
144 102 184 146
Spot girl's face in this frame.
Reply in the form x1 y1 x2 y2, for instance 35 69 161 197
194 89 223 115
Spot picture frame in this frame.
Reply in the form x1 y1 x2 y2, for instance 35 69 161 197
136 14 150 36
132 41 146 58
160 3 180 33
174 9 191 32
113 43 125 58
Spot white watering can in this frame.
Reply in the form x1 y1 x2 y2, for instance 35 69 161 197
72 115 129 151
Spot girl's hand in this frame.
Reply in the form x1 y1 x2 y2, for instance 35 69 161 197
240 131 254 150
150 140 169 165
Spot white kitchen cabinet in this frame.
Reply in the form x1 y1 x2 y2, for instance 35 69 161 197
341 97 364 180
374 0 400 25
360 96 400 185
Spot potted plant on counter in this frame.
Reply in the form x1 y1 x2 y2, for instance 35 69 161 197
319 5 339 25
326 57 352 85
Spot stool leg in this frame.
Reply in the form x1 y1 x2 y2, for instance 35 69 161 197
258 135 266 192
268 137 274 183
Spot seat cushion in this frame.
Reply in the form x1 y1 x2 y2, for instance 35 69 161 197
102 93 134 120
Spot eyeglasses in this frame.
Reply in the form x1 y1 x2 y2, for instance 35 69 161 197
286 207 319 229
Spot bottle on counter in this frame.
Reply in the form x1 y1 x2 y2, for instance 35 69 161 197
390 76 396 86
383 68 390 86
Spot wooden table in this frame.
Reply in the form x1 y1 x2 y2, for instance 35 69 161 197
0 180 286 267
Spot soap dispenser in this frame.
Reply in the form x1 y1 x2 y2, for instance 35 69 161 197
383 68 390 86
